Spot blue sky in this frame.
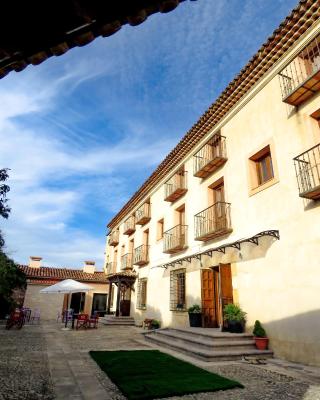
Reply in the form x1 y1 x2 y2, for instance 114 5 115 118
0 0 297 269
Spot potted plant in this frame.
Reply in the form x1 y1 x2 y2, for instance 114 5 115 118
223 304 246 333
188 304 202 327
253 320 269 350
151 319 160 329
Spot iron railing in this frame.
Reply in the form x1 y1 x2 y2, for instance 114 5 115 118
135 203 151 225
108 230 119 246
163 224 188 253
133 245 150 266
278 34 320 104
193 134 227 177
106 262 116 275
293 143 320 199
121 253 133 270
164 169 187 201
194 202 232 241
123 216 135 235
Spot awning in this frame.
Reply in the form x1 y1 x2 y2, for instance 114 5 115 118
39 279 93 293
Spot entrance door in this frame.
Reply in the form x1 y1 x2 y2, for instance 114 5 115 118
201 263 233 328
91 293 107 316
201 269 217 327
70 292 86 313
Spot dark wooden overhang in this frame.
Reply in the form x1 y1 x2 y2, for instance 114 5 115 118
0 0 197 79
107 271 137 288
154 230 280 269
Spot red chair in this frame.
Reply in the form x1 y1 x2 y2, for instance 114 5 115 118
88 313 99 329
76 314 88 330
6 309 25 330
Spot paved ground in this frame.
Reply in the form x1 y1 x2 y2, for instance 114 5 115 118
1 322 320 399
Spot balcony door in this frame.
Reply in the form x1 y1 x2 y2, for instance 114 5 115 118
201 263 233 328
176 205 185 247
209 180 225 231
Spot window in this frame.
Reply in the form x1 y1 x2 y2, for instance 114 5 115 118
170 269 186 311
157 219 164 240
136 278 147 310
250 145 274 186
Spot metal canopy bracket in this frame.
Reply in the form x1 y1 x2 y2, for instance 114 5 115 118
153 230 280 269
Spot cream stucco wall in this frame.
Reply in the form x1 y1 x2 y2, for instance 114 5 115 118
105 23 320 366
23 282 109 320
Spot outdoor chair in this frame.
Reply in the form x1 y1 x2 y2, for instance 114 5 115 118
76 313 89 330
56 310 63 323
6 309 25 330
62 309 73 324
31 309 40 324
88 313 99 329
22 308 32 323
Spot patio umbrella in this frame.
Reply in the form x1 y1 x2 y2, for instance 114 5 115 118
40 279 93 327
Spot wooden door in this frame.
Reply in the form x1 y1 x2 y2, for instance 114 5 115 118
219 263 233 328
213 184 225 231
201 269 218 328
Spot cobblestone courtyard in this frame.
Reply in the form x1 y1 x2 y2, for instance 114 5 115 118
0 322 320 400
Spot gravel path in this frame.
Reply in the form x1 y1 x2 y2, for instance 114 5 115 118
1 322 319 400
0 324 54 400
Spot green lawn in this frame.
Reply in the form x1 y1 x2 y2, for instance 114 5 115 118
90 350 243 400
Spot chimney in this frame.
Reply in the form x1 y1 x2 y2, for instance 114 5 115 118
83 260 95 274
29 256 42 268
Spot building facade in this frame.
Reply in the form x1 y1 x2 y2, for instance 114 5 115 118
105 1 320 366
20 257 109 320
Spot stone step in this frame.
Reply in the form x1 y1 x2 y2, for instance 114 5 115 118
100 316 135 326
145 333 273 362
152 329 255 351
170 327 254 341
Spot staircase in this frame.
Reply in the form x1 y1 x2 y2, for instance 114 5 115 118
100 315 135 326
143 327 273 362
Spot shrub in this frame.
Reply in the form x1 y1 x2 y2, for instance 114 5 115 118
223 304 246 322
151 319 160 329
253 320 267 337
188 304 201 313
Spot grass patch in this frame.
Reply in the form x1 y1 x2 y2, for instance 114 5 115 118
90 350 243 400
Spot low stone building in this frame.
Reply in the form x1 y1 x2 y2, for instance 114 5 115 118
19 257 109 320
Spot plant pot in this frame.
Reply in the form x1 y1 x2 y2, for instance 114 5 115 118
254 337 269 350
188 313 202 327
227 320 244 333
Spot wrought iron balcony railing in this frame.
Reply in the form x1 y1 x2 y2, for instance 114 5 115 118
163 224 188 254
294 143 320 200
135 203 151 225
133 245 150 266
108 230 119 246
193 134 227 178
164 169 187 202
194 202 232 241
279 34 320 106
106 262 117 275
121 253 133 270
123 216 135 235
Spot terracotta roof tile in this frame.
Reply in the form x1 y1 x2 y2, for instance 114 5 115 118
18 265 108 283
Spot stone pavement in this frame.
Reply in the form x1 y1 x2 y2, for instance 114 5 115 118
1 321 320 399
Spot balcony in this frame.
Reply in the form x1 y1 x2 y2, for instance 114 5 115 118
193 134 227 178
163 224 188 254
121 253 133 270
106 262 116 275
279 34 320 106
294 143 320 200
133 244 150 266
164 169 187 202
108 230 119 246
194 202 232 241
135 203 151 225
123 216 135 235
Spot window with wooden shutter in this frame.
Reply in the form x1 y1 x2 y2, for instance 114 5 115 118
136 278 147 310
250 145 274 186
170 269 186 311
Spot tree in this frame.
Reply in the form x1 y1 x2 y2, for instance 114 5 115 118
0 168 26 317
0 168 11 250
